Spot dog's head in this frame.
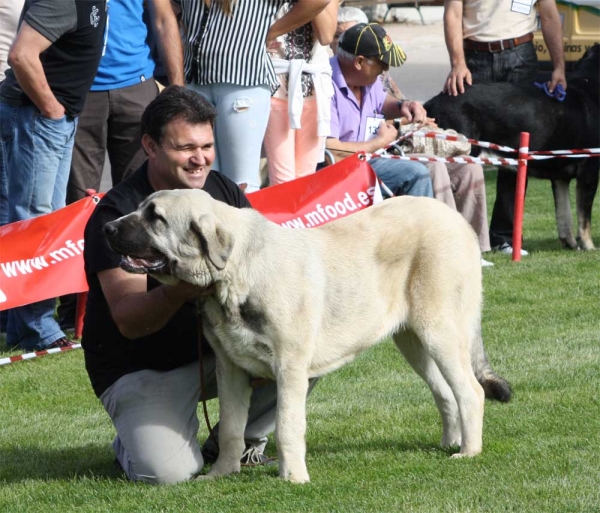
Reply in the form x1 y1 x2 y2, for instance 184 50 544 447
570 44 600 97
103 189 234 287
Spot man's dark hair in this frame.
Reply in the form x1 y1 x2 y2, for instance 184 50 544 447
141 85 217 143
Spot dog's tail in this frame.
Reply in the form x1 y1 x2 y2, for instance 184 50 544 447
471 331 512 402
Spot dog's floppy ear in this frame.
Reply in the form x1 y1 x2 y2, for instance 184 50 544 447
190 214 234 270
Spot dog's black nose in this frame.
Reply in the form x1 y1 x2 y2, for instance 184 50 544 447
103 223 118 237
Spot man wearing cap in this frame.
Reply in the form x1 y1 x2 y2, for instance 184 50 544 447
326 22 433 198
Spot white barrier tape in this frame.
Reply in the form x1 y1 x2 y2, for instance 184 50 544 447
0 343 81 366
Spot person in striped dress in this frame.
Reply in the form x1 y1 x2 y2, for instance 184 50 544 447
173 0 332 192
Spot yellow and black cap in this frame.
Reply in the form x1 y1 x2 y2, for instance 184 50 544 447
339 23 407 67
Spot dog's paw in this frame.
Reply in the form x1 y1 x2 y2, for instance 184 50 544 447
441 435 462 449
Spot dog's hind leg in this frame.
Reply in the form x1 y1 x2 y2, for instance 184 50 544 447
206 349 252 478
575 161 598 250
552 179 578 249
416 322 485 458
393 330 462 448
274 361 311 483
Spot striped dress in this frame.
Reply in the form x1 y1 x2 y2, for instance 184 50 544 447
176 0 287 90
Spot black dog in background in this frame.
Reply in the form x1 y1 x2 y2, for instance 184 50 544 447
424 44 599 250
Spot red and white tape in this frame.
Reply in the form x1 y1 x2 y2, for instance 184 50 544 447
368 153 522 167
396 131 600 160
0 343 81 366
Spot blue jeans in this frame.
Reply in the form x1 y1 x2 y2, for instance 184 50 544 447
0 102 78 349
369 157 433 198
466 41 538 247
187 83 271 193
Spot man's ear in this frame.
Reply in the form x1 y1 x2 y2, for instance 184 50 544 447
355 55 365 70
141 133 158 158
190 214 234 271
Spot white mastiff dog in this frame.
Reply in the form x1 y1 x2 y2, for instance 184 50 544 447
104 189 511 483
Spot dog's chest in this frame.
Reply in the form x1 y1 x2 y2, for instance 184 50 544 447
201 297 274 378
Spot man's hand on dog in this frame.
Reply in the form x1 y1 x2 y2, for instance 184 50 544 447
444 64 473 96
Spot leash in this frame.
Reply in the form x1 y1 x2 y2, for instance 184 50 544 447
534 81 566 102
196 300 214 436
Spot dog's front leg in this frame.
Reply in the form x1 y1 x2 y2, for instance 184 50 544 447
207 349 252 478
275 363 310 483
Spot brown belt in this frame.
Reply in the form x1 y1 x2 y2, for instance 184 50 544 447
463 33 534 53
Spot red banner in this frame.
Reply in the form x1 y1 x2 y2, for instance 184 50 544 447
249 154 381 226
0 156 379 310
0 195 103 310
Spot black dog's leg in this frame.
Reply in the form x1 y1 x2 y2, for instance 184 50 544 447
575 160 599 250
551 179 578 249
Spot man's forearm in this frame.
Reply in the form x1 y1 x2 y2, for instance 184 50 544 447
539 1 565 74
9 52 63 117
443 0 466 68
267 0 331 42
150 0 185 85
326 137 389 157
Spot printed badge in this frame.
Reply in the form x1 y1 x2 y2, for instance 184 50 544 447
510 0 534 15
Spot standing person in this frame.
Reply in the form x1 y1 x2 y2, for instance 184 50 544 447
443 0 566 255
57 0 184 332
0 0 107 351
0 0 24 82
0 0 25 334
173 0 331 193
263 0 338 185
65 0 184 206
83 86 313 484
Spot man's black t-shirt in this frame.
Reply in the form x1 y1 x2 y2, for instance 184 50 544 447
82 162 251 398
0 0 108 117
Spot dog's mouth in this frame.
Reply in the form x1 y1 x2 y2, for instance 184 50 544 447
120 252 170 275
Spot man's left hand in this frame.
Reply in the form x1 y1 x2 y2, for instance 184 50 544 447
547 68 567 94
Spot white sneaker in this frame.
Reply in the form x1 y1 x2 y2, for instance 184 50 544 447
481 258 495 267
494 242 529 256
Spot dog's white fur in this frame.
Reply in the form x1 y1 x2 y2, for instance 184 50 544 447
111 189 503 483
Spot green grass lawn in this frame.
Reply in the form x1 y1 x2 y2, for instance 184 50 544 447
1 171 599 512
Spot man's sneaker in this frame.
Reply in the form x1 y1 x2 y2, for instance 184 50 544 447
46 337 75 349
240 445 277 467
481 258 495 267
493 242 529 256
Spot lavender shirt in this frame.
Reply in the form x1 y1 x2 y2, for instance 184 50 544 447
329 55 387 143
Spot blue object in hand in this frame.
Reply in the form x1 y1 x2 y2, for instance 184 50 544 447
534 81 567 102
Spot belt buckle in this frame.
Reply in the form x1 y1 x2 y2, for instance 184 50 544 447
488 40 504 52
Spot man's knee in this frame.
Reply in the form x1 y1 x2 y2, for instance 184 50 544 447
125 450 204 485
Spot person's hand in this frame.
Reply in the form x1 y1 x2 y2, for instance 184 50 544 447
443 64 472 96
376 121 400 146
547 68 567 94
266 39 282 55
41 102 66 119
399 100 428 124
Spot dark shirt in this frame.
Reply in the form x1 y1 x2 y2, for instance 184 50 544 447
0 0 107 117
82 162 251 397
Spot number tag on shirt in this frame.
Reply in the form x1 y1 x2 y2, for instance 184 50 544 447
510 0 534 15
365 116 383 142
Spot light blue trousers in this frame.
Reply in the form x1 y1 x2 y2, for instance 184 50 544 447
187 83 272 193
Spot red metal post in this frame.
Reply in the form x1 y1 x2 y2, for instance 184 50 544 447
512 132 530 262
74 291 88 339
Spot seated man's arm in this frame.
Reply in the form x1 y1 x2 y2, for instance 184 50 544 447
326 120 399 161
99 268 201 340
381 94 430 124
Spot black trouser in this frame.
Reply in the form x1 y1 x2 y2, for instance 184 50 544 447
466 41 538 247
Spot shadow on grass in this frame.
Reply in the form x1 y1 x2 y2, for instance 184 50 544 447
0 444 123 483
308 437 451 457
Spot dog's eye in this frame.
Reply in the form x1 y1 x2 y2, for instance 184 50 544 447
145 203 167 224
